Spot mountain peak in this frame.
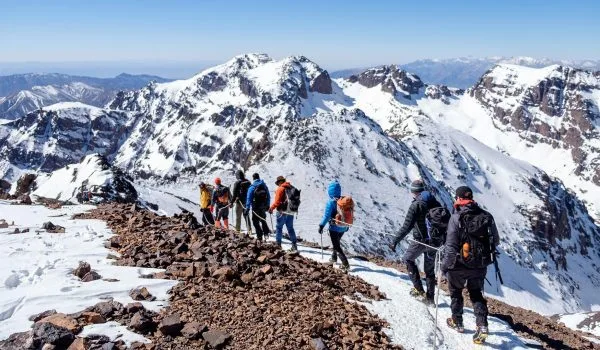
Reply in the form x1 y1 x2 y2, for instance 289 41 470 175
347 65 423 97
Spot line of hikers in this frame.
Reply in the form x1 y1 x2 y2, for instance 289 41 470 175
199 174 499 344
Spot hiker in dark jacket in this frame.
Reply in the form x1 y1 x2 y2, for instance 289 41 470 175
212 177 231 229
230 170 251 234
441 186 500 344
244 173 271 241
318 180 350 272
390 179 441 303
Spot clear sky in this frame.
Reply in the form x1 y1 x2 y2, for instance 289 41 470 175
1 0 599 77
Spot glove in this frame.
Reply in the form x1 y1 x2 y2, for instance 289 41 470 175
268 208 273 214
389 242 397 252
209 206 214 213
318 225 324 234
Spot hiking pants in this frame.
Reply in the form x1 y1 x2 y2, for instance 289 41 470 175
201 208 214 226
251 208 270 240
234 202 247 232
447 268 488 327
329 230 348 266
403 240 437 299
275 212 296 245
215 205 229 221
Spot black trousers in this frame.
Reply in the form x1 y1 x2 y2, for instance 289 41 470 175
251 208 270 240
329 230 348 265
402 240 436 299
201 208 214 226
447 268 488 327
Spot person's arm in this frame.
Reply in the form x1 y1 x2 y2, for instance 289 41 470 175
245 185 255 209
269 187 283 212
490 216 500 248
211 188 217 206
320 200 335 227
441 215 460 272
392 201 418 247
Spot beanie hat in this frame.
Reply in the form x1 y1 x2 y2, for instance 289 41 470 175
410 179 425 193
215 177 221 185
275 176 286 185
455 186 473 199
252 173 260 180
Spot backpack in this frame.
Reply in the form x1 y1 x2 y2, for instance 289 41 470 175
333 196 354 227
239 179 251 203
253 183 269 209
284 185 301 213
425 207 451 247
458 209 495 268
216 186 230 205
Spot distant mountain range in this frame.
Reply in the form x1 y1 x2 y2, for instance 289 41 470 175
0 73 170 120
332 56 600 88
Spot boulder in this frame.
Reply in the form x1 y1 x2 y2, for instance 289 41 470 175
181 322 206 340
73 262 91 279
80 312 106 324
81 271 102 282
0 331 35 350
212 267 236 280
124 302 145 314
18 194 32 205
158 313 183 336
0 220 8 229
32 322 75 347
29 310 57 322
202 329 231 349
39 313 80 333
129 311 155 333
130 287 155 301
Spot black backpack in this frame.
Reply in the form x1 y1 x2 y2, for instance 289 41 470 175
253 183 269 209
458 209 495 268
425 207 451 247
239 179 251 202
284 185 301 212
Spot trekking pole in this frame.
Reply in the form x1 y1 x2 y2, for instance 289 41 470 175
320 233 324 260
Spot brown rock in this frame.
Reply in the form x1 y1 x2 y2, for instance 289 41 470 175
39 313 80 333
29 309 57 322
73 262 91 279
18 194 32 205
256 255 268 263
130 287 155 301
81 312 106 324
129 312 154 333
212 267 236 280
0 220 8 229
81 271 102 282
259 265 273 275
125 302 145 314
158 313 183 336
202 329 231 349
181 321 206 340
67 337 86 350
241 272 254 284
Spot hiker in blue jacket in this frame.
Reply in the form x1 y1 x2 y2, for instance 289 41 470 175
244 173 271 241
318 180 350 272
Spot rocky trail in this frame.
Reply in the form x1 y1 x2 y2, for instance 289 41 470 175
1 202 598 349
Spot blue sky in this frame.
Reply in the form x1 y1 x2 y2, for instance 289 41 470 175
1 0 599 77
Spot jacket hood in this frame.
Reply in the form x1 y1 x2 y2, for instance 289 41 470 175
328 180 341 198
253 179 265 186
236 170 245 180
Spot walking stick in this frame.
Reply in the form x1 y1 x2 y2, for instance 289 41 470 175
320 232 324 260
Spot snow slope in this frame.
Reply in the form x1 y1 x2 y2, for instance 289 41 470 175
0 202 176 340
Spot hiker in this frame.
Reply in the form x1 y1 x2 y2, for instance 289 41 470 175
230 170 251 234
389 179 443 304
244 173 271 241
318 180 353 272
269 176 300 252
441 186 499 344
212 178 231 229
199 182 215 226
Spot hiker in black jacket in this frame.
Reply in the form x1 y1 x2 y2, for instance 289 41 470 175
230 170 251 234
390 179 441 303
441 186 500 344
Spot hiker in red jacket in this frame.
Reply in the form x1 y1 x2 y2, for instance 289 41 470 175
269 176 299 252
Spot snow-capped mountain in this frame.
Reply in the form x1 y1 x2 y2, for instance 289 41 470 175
1 54 599 316
395 57 600 88
0 73 170 120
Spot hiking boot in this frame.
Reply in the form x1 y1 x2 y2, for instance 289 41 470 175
329 254 338 264
340 263 350 273
276 242 282 249
423 296 435 306
289 244 298 253
473 326 488 344
446 317 465 333
409 288 426 300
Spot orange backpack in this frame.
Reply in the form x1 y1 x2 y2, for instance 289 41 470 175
334 196 354 227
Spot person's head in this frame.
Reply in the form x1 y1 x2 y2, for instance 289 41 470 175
328 180 341 198
215 177 221 186
236 170 245 180
410 179 425 197
455 186 474 200
252 173 260 180
275 176 286 186
199 182 206 189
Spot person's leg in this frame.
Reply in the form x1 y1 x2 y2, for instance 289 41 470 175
424 249 436 301
285 215 297 245
234 203 242 232
447 270 466 326
467 269 488 327
275 213 285 245
251 211 263 240
222 207 229 229
201 208 208 225
335 231 349 266
403 242 427 293
328 230 338 262
259 210 270 237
